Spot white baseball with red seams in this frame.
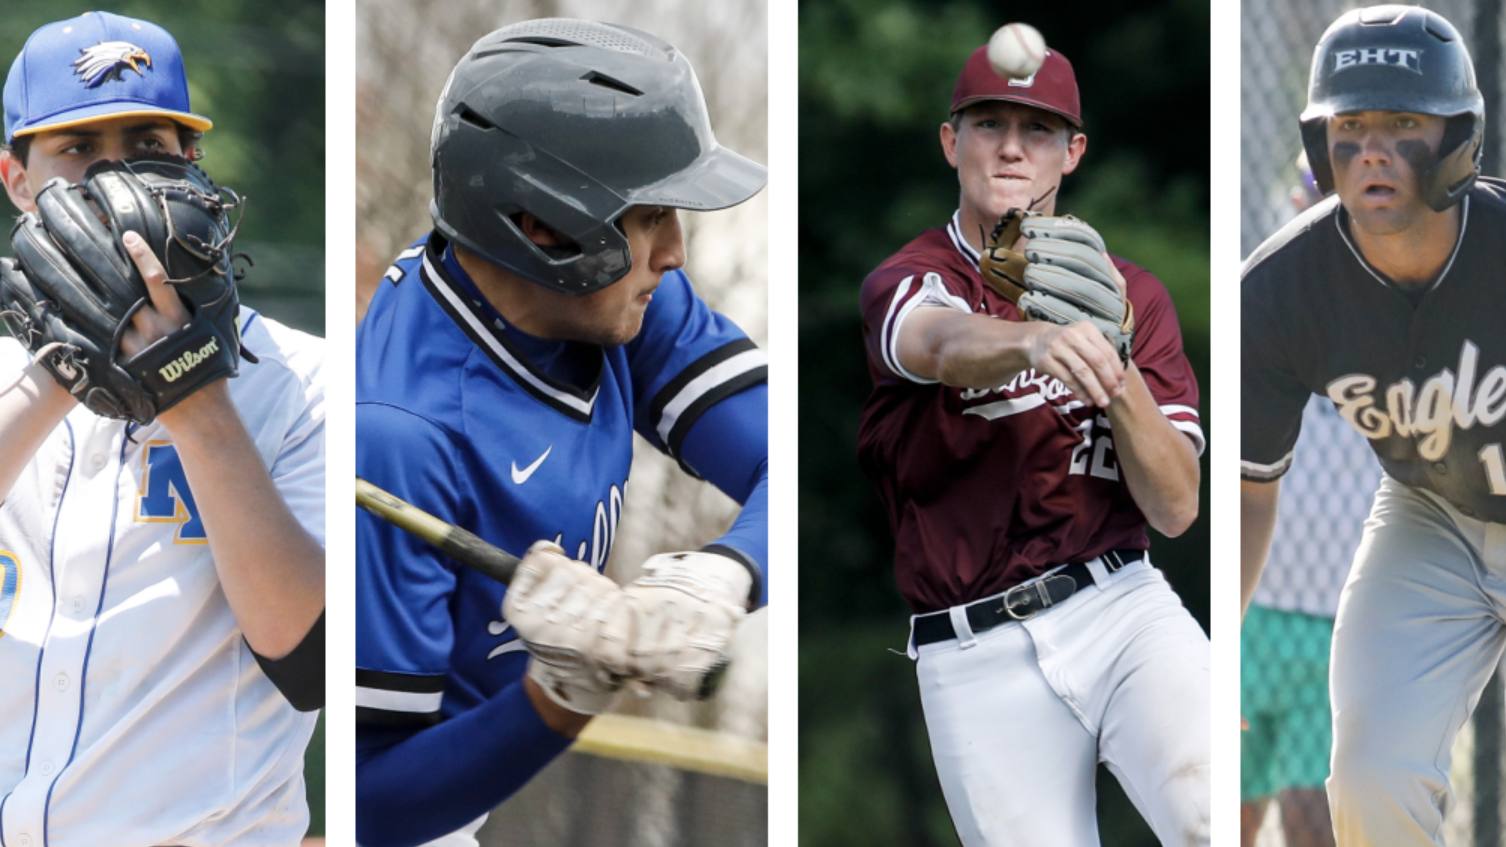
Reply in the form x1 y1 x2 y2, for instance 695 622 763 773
987 23 1046 80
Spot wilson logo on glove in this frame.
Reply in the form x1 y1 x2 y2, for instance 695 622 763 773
158 337 220 383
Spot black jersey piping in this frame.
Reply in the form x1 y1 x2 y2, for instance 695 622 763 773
418 237 602 423
1335 195 1469 295
356 668 445 726
648 338 767 471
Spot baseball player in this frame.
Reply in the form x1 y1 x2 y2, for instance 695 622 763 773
1241 6 1506 845
856 38 1209 847
0 11 325 847
354 19 768 847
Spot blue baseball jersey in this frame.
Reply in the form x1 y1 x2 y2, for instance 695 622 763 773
354 232 767 845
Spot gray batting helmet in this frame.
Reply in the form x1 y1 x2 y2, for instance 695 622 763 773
1299 5 1484 211
429 19 767 296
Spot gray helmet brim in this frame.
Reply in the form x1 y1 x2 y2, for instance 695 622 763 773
628 145 767 212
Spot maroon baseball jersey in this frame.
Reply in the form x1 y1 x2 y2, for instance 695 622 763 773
858 212 1203 613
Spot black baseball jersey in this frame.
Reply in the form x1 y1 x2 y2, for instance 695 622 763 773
1242 178 1506 523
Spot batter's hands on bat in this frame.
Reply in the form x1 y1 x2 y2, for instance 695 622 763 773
621 550 752 701
504 540 633 715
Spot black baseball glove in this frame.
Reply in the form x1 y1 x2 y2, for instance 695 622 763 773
980 209 1135 363
1 154 252 424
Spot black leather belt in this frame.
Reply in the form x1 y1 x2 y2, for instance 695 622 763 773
912 549 1144 646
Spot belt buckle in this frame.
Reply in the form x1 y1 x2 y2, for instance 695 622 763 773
1001 581 1043 621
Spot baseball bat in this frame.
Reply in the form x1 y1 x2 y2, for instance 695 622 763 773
355 477 519 585
356 476 732 700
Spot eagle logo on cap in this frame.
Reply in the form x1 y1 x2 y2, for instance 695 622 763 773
72 41 153 88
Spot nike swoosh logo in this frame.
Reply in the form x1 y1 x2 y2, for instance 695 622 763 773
511 446 552 484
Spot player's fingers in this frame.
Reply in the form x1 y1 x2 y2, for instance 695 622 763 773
120 325 146 358
120 299 184 358
1050 347 1111 408
1075 326 1125 398
1057 325 1122 406
1033 325 1100 406
122 231 189 327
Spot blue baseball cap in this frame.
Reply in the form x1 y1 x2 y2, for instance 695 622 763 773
4 11 212 145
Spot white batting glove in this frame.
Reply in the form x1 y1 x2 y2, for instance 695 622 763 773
621 550 754 701
503 541 632 715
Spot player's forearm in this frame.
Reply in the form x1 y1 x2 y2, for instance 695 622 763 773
160 382 324 658
356 679 574 847
899 308 1039 388
1240 479 1281 622
0 363 74 501
1106 365 1200 537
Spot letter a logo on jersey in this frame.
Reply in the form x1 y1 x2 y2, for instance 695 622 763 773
0 552 19 638
135 442 207 544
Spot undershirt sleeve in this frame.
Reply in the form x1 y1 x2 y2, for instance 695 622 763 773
355 681 570 847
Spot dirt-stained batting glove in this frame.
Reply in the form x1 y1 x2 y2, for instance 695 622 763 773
621 550 754 701
504 541 632 715
0 153 250 425
980 211 1135 363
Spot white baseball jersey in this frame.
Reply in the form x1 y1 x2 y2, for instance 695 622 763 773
0 307 325 847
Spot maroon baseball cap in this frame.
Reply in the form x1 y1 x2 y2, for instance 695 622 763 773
950 44 1082 127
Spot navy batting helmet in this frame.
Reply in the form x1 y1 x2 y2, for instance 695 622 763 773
1299 5 1484 212
428 19 767 296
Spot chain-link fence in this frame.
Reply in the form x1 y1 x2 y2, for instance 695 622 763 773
1242 3 1506 844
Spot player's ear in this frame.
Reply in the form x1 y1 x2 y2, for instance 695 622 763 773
0 150 36 213
1061 131 1087 176
940 121 961 168
518 213 569 248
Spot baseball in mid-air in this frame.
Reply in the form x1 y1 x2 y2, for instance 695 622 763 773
987 23 1047 80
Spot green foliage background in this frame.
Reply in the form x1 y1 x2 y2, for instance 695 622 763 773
0 0 325 333
798 0 1210 844
0 3 325 839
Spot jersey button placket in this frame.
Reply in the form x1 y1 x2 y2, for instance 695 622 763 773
8 422 121 837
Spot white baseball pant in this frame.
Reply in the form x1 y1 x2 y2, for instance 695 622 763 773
1328 476 1506 847
911 557 1210 847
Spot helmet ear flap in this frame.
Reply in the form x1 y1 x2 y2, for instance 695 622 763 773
1300 119 1336 196
1422 114 1484 211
